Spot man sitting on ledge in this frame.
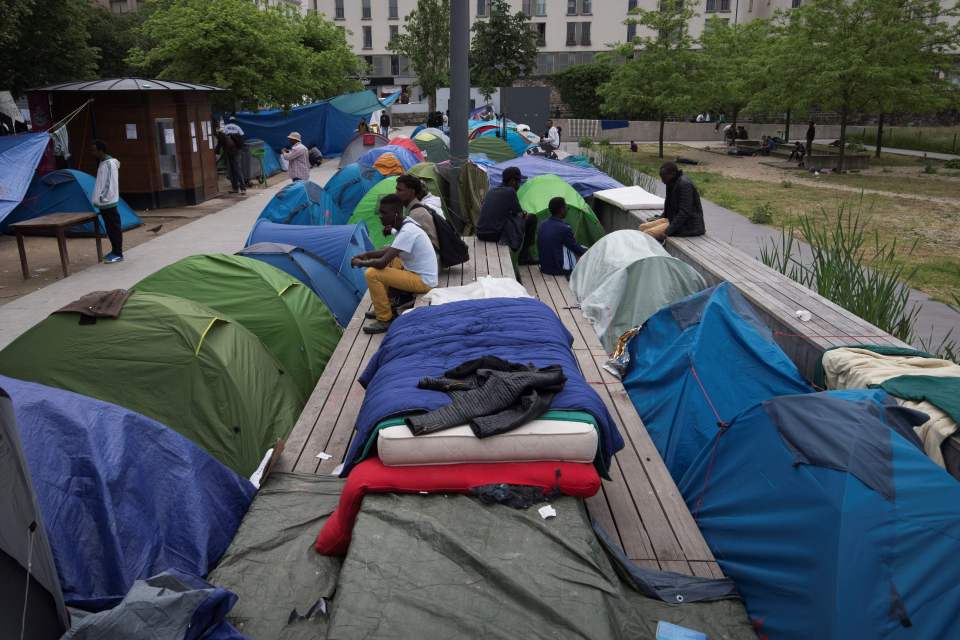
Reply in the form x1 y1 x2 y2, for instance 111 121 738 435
352 194 438 334
477 166 538 264
640 161 706 241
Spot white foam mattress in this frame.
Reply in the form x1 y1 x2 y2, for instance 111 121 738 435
593 185 665 211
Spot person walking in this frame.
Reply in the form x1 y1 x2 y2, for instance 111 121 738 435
91 140 124 263
281 132 310 182
805 121 816 158
379 111 391 137
215 125 246 194
639 162 706 241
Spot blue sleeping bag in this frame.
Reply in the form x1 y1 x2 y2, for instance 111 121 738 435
2 375 256 611
342 298 624 476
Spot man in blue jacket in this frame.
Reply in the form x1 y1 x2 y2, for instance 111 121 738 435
538 197 586 276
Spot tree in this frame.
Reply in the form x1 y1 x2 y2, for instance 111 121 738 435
86 5 152 79
469 0 538 101
783 0 960 170
128 0 361 110
552 62 614 119
599 0 700 158
389 0 450 112
1 0 99 97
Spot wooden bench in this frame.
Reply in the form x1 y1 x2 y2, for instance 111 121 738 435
11 212 103 279
665 234 909 381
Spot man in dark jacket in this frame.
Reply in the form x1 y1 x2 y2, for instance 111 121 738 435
639 162 706 240
805 121 816 158
538 197 586 276
476 166 538 263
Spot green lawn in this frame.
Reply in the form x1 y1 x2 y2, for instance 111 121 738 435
812 172 960 199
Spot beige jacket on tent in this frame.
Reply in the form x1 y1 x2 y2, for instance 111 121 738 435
821 347 960 468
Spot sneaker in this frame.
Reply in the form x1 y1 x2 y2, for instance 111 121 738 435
104 253 124 264
364 310 378 320
362 319 392 334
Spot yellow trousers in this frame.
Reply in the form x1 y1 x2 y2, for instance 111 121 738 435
365 258 432 321
640 218 669 240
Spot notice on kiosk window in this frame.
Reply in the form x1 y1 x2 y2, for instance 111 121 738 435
125 124 137 140
191 137 198 153
164 129 176 145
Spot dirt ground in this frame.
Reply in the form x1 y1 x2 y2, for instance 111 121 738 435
0 173 288 304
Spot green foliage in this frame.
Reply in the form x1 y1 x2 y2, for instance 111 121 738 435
469 0 538 100
578 137 593 149
1 0 99 97
129 0 362 110
599 0 700 158
750 203 775 224
781 180 793 189
697 17 770 128
759 203 921 340
945 159 960 169
389 0 450 111
552 62 614 119
922 164 939 174
86 5 152 79
853 126 960 155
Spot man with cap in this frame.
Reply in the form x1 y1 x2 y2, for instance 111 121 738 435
281 132 310 182
477 166 538 264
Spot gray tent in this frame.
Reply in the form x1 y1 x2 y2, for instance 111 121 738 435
338 132 389 168
0 387 69 640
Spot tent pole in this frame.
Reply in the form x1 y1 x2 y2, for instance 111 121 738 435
448 0 470 225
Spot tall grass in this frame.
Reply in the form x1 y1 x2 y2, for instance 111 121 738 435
584 146 660 193
850 126 960 155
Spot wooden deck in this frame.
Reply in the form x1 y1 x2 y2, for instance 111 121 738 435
275 234 721 577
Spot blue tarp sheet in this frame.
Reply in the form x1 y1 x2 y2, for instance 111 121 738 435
1 375 255 612
486 156 624 198
5 169 141 235
257 180 336 225
251 140 282 177
324 163 384 223
245 220 373 305
236 90 400 157
476 127 534 155
343 298 625 476
677 389 960 639
0 132 49 225
600 120 630 130
622 283 811 480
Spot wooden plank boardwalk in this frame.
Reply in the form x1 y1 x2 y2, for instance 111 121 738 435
276 234 721 577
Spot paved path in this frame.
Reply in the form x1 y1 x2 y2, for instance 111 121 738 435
0 162 339 350
860 145 958 161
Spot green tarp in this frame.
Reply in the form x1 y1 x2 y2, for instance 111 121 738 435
413 137 450 163
469 137 517 163
348 177 397 248
0 291 301 477
518 174 606 260
135 254 341 403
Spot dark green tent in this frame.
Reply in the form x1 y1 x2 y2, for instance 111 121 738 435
468 137 517 163
518 174 605 259
409 161 490 236
135 254 341 403
412 136 450 163
0 291 302 477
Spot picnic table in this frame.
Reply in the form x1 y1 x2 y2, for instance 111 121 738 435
11 212 103 279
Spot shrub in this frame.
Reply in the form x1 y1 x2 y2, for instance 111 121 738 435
578 137 594 150
922 164 938 174
750 203 775 224
781 180 793 189
944 159 960 170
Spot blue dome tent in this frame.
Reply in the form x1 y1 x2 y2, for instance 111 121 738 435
356 144 421 175
237 242 361 327
486 156 624 198
0 375 254 612
325 163 384 224
622 283 811 480
476 127 535 155
677 389 960 640
245 220 373 312
5 169 142 234
257 180 336 225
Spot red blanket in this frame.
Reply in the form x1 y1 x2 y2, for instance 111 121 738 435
315 458 601 555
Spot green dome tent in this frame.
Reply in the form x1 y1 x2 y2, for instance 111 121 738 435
135 254 341 403
468 137 517 163
570 230 707 352
348 177 398 248
0 291 301 477
413 136 450 163
518 174 605 260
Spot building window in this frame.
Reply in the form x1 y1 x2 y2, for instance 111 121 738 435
535 0 547 15
477 0 487 17
362 0 372 19
389 0 399 19
391 55 400 76
628 0 638 9
110 0 129 13
580 21 591 45
335 0 344 19
627 22 636 40
389 25 399 44
748 0 753 9
363 55 374 71
566 21 577 44
791 0 801 6
567 0 578 15
581 0 592 14
362 25 373 49
705 0 731 11
529 22 546 46
522 0 532 16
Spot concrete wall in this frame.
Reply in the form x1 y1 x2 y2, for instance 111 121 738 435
559 119 844 143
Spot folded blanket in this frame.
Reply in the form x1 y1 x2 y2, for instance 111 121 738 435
55 289 131 320
344 298 624 476
315 457 601 556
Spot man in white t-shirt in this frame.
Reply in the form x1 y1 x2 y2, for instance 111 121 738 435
352 194 439 334
542 119 560 151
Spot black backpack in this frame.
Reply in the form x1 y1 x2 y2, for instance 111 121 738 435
411 203 469 269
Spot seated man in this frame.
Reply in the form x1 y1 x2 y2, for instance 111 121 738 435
352 194 439 334
639 162 706 242
538 197 586 277
788 141 806 162
395 174 439 251
476 166 538 264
